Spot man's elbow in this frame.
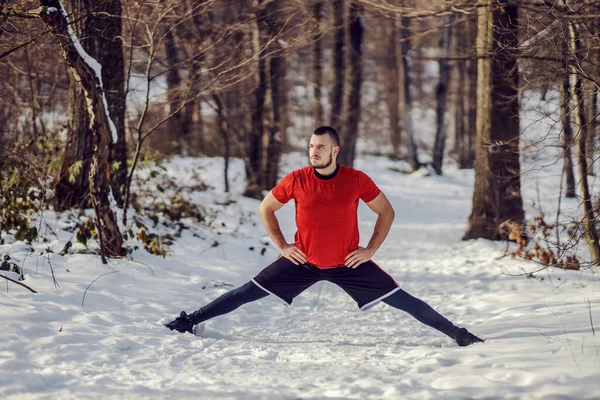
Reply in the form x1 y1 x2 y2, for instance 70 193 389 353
379 203 395 221
259 202 274 219
387 207 395 222
258 203 267 218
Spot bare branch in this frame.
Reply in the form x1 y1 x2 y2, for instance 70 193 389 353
0 274 37 293
81 271 118 307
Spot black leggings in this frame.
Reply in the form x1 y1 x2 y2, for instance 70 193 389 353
382 288 458 337
188 281 268 325
187 281 459 339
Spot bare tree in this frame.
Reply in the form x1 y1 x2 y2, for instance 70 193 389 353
587 89 598 172
432 14 454 175
100 0 127 207
451 17 467 167
385 17 402 159
338 2 363 167
244 0 268 199
464 0 523 241
212 93 230 193
53 0 95 211
54 68 94 210
329 0 345 130
464 15 477 169
312 0 325 125
583 9 598 176
163 27 183 154
182 0 211 153
52 0 126 209
560 72 576 198
264 0 287 190
399 16 419 171
40 1 124 259
564 16 600 263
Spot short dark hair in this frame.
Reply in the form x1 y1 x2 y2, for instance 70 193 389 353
313 126 340 146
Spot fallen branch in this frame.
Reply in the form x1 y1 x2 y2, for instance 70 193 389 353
81 271 118 307
0 274 37 293
126 258 155 276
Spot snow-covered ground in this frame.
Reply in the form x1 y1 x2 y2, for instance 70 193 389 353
1 144 600 399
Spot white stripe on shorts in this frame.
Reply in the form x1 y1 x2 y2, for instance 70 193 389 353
251 278 291 307
359 286 402 311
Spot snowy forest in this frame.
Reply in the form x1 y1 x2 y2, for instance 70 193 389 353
1 0 600 399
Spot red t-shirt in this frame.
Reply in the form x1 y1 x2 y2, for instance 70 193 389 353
271 165 381 269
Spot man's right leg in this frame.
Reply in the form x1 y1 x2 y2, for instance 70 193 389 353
166 257 318 333
188 281 269 324
166 281 268 333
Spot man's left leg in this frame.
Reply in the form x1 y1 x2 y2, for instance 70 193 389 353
329 261 484 346
381 288 484 346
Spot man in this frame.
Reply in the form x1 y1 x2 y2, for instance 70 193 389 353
166 126 484 347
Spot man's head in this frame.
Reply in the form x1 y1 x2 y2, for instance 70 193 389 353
309 126 340 169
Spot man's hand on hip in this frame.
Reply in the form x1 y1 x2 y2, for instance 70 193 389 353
280 243 307 265
344 246 374 268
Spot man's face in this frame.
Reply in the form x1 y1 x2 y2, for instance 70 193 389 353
309 134 338 169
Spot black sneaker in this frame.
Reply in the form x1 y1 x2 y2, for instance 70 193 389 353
454 327 484 347
165 311 194 334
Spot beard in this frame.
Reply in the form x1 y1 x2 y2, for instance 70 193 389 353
309 151 333 169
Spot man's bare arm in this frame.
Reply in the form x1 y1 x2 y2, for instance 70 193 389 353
344 192 395 268
365 192 395 254
259 191 307 265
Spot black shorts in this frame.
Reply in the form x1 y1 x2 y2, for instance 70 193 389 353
252 257 400 311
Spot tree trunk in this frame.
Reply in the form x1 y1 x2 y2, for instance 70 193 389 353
164 28 182 155
586 87 597 175
465 14 478 169
464 0 524 241
265 58 284 189
54 73 93 210
453 64 467 166
560 74 576 198
54 0 94 211
181 0 210 155
94 0 127 207
452 18 468 168
312 0 324 125
413 45 424 102
566 19 600 264
55 0 126 209
41 1 124 259
178 66 196 156
585 14 598 177
385 18 402 159
264 0 286 189
329 0 345 131
244 0 266 199
210 0 245 164
400 16 419 171
432 14 454 175
338 3 363 167
213 93 230 193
